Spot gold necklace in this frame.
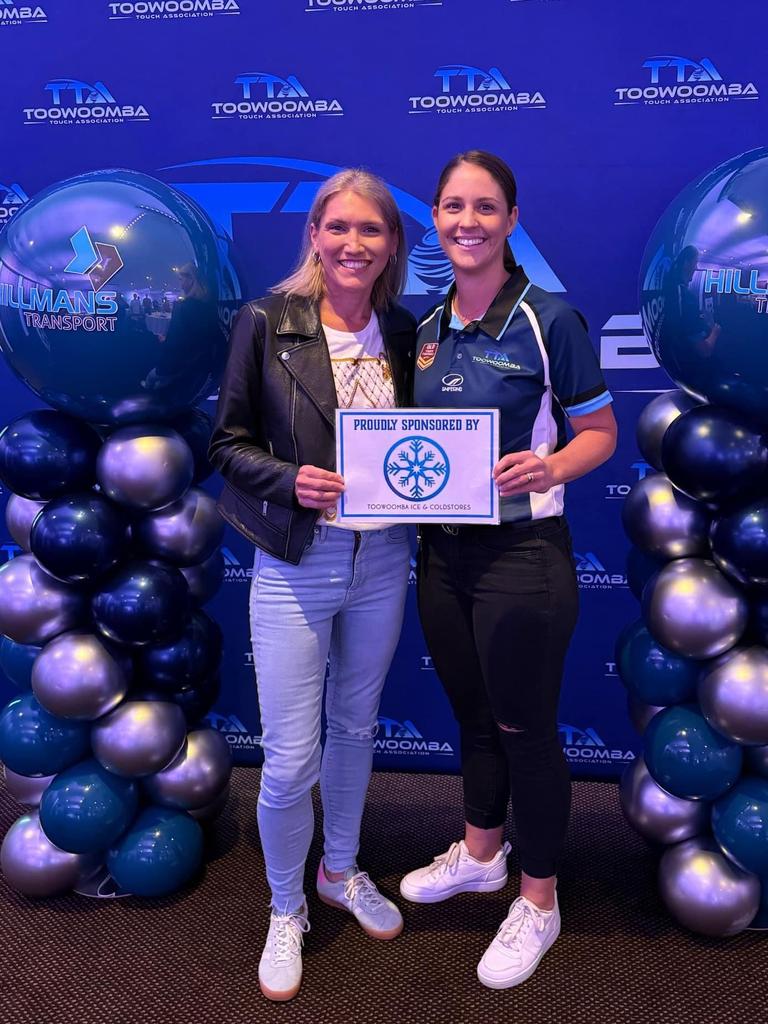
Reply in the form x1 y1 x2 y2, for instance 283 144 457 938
453 297 487 324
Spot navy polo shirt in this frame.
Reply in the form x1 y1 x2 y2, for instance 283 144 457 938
413 265 612 523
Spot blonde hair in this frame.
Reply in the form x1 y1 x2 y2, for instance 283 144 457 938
272 168 407 310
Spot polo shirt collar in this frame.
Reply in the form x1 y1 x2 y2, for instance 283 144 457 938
438 263 530 341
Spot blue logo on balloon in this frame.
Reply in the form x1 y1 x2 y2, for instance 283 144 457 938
384 436 449 502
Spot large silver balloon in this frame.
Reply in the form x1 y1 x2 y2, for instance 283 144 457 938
745 745 768 777
188 783 231 824
6 495 46 551
658 837 760 936
627 694 665 734
91 700 187 778
0 811 100 897
180 549 225 605
620 757 709 845
143 728 232 810
0 553 87 645
636 391 699 472
31 631 129 721
643 558 747 659
96 425 194 511
3 766 56 807
134 488 224 567
622 474 710 559
699 646 768 745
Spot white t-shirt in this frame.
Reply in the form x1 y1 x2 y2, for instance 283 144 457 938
322 315 395 531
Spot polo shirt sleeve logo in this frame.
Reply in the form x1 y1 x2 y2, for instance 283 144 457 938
417 342 438 371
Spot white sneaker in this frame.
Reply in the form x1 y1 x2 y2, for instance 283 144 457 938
258 905 310 1001
317 861 403 939
399 840 511 903
477 894 560 989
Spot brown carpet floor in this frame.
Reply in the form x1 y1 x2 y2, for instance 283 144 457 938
0 769 765 1024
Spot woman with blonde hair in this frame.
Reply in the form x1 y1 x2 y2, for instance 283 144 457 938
209 168 415 1001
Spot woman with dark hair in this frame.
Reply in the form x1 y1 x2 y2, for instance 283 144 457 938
209 169 415 1002
400 151 617 988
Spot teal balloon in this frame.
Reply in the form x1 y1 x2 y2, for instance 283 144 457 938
616 619 699 706
0 693 90 777
39 759 139 855
644 703 742 800
713 777 768 876
0 636 41 690
107 806 203 897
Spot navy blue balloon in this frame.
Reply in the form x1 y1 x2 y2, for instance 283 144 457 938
640 149 768 426
137 612 223 691
30 492 129 584
644 704 742 801
0 636 41 690
0 411 100 500
626 546 666 601
750 593 768 645
107 806 204 898
750 879 768 929
710 499 768 587
180 549 225 606
661 406 768 507
616 619 699 706
39 758 139 855
171 408 214 484
0 693 90 777
0 169 242 425
92 561 190 647
171 675 221 727
713 778 768 876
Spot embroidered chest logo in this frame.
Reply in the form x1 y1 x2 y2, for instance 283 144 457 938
417 342 438 370
472 349 522 371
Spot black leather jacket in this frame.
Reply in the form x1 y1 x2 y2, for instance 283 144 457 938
208 292 416 564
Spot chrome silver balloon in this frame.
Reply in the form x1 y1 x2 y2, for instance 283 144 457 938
643 557 747 659
745 745 768 777
31 631 129 721
658 836 760 936
620 757 709 845
0 553 87 645
188 783 231 824
0 811 100 897
699 646 768 746
96 425 194 511
3 766 56 807
91 700 187 778
622 474 710 559
636 391 699 472
627 694 665 734
144 728 232 810
134 487 224 567
6 495 46 551
180 549 225 605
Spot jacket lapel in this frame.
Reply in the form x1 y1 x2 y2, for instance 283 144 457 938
276 295 337 428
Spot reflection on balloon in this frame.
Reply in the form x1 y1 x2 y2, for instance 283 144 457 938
6 494 46 551
644 703 742 801
143 729 232 810
138 611 223 691
710 499 768 588
635 390 699 472
616 619 699 706
96 426 194 511
658 837 760 937
32 631 130 721
621 475 710 559
698 646 768 746
134 487 224 567
92 560 190 647
107 807 204 898
712 777 768 876
620 758 709 845
0 693 90 777
642 558 747 659
1 811 100 898
0 553 87 645
0 411 101 500
3 766 55 807
30 493 129 584
91 700 187 778
39 758 139 855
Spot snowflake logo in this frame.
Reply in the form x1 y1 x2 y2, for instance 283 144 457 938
383 435 450 502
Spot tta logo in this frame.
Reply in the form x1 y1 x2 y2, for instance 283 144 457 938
417 342 438 370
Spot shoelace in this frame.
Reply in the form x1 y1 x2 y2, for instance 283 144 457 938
343 871 387 912
428 841 463 878
269 911 310 965
496 898 545 952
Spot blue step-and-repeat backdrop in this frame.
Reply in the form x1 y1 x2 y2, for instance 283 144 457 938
0 0 764 778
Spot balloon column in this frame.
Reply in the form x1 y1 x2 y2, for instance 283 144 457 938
618 149 768 936
0 170 241 899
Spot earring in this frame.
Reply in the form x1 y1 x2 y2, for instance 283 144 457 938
390 253 398 266
313 251 320 264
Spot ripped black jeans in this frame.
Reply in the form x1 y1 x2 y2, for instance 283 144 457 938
418 517 579 879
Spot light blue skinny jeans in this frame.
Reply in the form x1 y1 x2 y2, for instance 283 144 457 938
249 523 411 913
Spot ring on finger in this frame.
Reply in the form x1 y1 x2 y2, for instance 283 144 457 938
526 472 535 483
